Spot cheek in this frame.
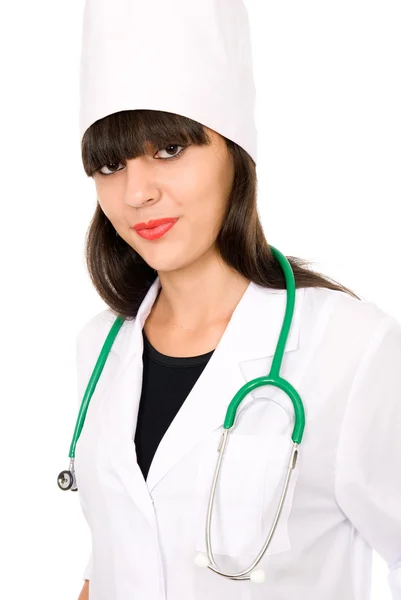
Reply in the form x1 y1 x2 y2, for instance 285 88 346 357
188 199 228 246
94 177 122 216
96 191 119 224
171 170 229 238
169 170 201 206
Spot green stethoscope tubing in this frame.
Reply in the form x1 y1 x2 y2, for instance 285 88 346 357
223 247 304 441
68 314 125 460
69 245 304 457
57 245 306 583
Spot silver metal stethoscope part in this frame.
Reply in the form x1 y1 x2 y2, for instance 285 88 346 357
57 459 77 491
194 429 299 582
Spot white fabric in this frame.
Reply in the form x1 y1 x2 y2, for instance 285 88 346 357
79 0 258 163
74 280 401 599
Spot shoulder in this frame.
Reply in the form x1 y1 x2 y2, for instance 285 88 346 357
75 308 135 360
306 285 399 327
302 285 401 357
76 306 138 359
76 308 117 348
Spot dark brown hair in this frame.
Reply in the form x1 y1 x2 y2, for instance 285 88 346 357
81 109 361 320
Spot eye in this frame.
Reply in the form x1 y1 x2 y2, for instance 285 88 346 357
97 162 124 176
155 144 185 160
96 144 186 177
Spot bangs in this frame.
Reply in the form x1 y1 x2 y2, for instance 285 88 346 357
81 109 212 177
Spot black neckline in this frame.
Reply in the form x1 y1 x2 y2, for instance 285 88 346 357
142 327 215 367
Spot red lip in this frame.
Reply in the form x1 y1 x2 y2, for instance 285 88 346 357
131 217 179 231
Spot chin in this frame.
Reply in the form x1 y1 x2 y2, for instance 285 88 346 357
145 256 192 274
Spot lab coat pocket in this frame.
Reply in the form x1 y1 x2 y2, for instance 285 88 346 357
195 429 299 558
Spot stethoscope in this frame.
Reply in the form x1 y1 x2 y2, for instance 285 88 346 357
57 245 305 584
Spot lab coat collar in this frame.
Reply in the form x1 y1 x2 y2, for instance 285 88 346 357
97 276 305 526
113 275 304 366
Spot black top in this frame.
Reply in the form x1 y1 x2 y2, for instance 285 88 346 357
134 327 215 481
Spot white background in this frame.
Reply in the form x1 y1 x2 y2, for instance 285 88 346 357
0 1 400 599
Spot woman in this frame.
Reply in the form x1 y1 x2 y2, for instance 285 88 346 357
72 1 401 599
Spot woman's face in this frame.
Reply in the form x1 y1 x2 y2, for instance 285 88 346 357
93 127 234 273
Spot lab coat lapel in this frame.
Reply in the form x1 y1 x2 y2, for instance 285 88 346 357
95 324 156 529
145 279 305 492
97 275 305 524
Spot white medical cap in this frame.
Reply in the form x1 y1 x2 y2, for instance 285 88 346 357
79 0 258 164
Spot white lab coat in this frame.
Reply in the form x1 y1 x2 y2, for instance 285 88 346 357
74 277 401 599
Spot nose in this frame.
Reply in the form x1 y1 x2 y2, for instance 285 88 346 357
123 157 161 208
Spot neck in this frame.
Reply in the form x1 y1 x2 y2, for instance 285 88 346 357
152 255 251 332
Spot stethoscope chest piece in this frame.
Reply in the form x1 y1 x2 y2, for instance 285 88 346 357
57 466 77 491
